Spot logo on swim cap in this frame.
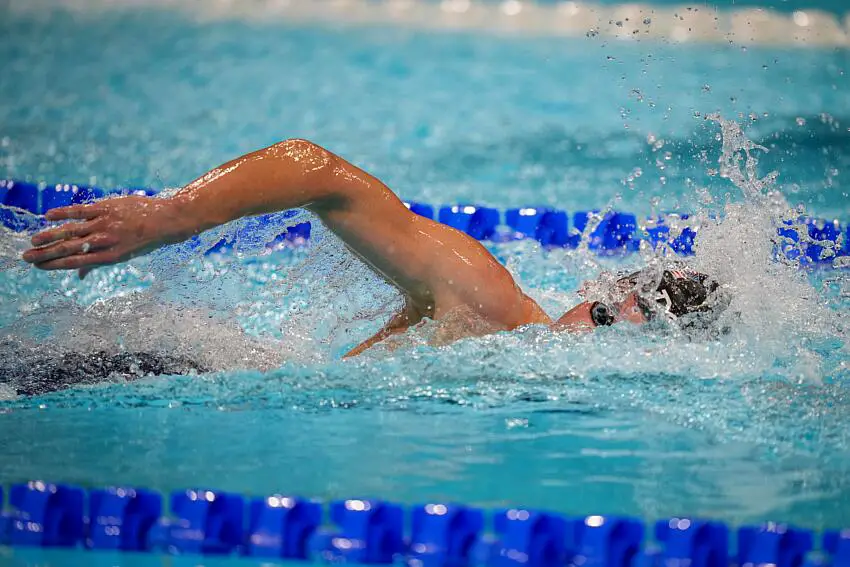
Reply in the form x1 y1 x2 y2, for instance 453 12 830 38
655 268 718 318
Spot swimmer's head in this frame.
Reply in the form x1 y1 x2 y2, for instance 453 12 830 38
578 264 730 331
617 267 728 326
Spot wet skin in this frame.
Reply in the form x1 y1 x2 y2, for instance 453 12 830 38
21 139 645 355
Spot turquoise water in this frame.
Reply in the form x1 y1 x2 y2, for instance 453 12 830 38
2 10 849 217
0 4 849 562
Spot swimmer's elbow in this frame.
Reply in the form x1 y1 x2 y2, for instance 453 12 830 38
264 138 396 216
267 138 335 176
270 137 324 155
266 138 351 207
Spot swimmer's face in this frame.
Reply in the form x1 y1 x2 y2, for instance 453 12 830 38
576 267 724 330
555 287 649 332
577 280 649 326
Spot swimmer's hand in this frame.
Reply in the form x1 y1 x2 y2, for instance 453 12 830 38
21 196 185 279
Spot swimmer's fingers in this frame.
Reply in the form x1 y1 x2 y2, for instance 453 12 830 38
30 219 99 247
34 251 114 273
23 233 117 265
44 203 105 222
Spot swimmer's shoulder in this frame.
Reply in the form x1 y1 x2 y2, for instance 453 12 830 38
465 289 551 329
519 294 553 327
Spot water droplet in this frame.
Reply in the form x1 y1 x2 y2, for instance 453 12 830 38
506 418 529 429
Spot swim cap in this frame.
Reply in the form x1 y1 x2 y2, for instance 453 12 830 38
617 266 726 323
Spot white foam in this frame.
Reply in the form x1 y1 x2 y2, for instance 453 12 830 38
4 294 288 371
683 116 848 382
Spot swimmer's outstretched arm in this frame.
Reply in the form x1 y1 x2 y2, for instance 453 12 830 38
23 139 550 331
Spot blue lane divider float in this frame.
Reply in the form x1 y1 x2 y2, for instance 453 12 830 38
149 489 245 555
2 179 848 264
6 482 85 548
87 487 161 551
505 207 547 240
0 482 848 567
654 519 728 567
245 495 322 559
474 509 570 567
778 218 846 264
824 530 850 567
310 499 406 563
738 524 814 567
409 504 483 567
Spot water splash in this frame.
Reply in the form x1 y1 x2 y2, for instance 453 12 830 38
0 118 848 534
0 192 401 386
504 115 848 384
0 116 847 397
684 116 848 382
0 207 50 270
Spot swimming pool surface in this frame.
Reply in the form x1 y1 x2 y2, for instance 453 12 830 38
0 2 849 561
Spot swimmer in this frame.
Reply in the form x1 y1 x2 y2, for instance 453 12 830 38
21 139 727 357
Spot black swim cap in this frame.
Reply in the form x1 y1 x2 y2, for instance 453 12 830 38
617 266 724 322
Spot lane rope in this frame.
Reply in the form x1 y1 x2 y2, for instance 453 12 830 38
2 179 847 265
0 481 847 565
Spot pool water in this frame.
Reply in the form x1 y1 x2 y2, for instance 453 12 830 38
0 0 849 555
